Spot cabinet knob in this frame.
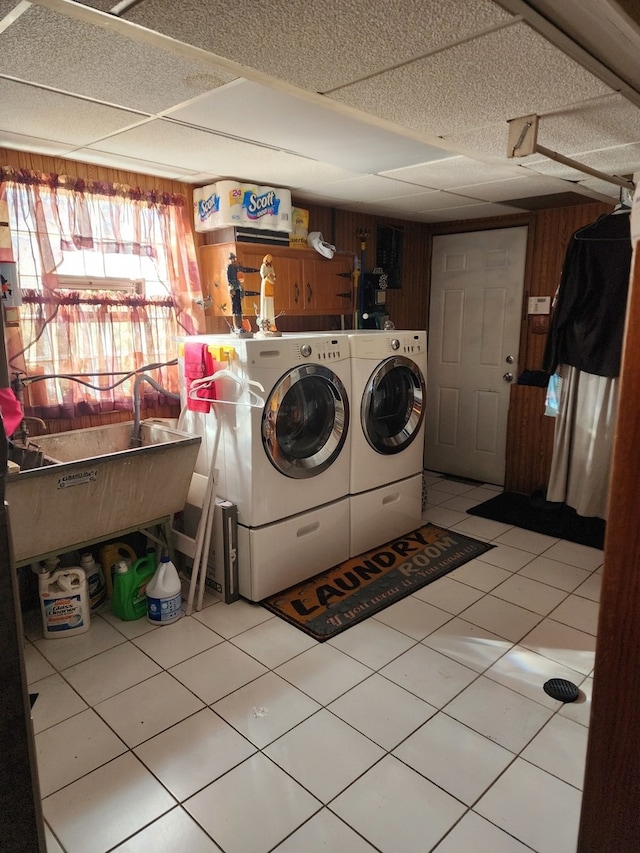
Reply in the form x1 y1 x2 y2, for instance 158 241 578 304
306 282 313 302
294 282 299 304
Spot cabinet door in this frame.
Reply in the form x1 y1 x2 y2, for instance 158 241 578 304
303 255 354 314
198 245 231 318
273 256 304 314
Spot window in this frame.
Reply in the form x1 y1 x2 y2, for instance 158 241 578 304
2 172 204 418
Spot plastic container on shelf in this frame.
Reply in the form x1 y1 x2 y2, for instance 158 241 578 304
146 556 182 625
99 541 138 599
80 552 107 613
111 554 156 621
39 566 90 638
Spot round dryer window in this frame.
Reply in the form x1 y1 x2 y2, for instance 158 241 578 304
262 364 349 478
362 355 426 454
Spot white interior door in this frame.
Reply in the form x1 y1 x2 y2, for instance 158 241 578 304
425 226 527 485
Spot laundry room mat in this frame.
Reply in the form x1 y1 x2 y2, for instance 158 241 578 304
260 523 494 641
467 492 605 550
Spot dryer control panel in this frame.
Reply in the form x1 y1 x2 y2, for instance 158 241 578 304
294 338 348 362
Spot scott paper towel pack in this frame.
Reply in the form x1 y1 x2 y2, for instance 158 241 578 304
193 181 292 233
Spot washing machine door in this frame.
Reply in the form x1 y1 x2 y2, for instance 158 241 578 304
262 364 350 478
362 355 426 454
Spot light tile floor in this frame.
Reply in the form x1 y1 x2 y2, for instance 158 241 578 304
26 473 601 853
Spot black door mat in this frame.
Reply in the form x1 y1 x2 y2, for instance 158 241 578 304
467 491 605 550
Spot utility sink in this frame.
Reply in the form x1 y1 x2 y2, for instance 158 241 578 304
6 420 200 566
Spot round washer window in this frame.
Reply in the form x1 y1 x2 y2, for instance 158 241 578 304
263 364 349 478
362 356 425 454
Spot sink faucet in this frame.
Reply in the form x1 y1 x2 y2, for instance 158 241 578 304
131 373 180 447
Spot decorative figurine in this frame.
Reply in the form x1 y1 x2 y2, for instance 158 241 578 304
226 252 254 337
257 253 280 336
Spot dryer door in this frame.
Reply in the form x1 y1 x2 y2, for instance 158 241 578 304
262 364 349 478
362 355 426 454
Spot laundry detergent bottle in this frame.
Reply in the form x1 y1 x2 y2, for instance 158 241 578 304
146 556 182 625
99 541 138 599
111 554 157 621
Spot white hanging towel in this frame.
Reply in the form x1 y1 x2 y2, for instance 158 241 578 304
546 364 619 520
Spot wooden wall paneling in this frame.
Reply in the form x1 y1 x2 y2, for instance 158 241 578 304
504 385 556 493
578 247 640 851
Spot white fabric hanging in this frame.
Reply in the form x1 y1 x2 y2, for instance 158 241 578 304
546 364 619 520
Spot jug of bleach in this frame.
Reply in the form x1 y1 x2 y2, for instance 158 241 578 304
146 556 182 625
80 552 107 613
38 565 90 638
111 554 156 621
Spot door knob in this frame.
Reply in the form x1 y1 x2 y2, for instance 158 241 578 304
503 372 514 382
505 355 515 364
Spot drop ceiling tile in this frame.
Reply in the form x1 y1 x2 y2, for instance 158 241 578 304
122 0 513 92
74 0 114 10
528 143 640 182
167 80 451 172
0 4 237 114
184 172 226 184
293 175 437 203
571 179 621 200
0 79 147 147
68 148 207 181
447 94 640 161
87 119 361 188
408 190 496 213
451 174 586 202
329 23 613 138
424 202 526 221
0 130 77 159
349 204 428 221
0 0 26 21
381 156 524 189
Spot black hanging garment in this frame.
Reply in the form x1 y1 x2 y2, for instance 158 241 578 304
543 211 632 378
543 211 632 520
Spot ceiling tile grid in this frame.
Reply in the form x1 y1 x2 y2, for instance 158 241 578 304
86 118 371 187
528 142 640 179
0 0 637 218
67 147 209 180
445 94 640 161
328 23 613 138
165 80 452 173
379 156 525 189
118 0 514 93
0 78 147 146
0 4 237 113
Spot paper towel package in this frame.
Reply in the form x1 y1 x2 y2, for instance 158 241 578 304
194 181 292 233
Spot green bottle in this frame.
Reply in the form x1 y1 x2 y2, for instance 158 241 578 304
111 554 157 621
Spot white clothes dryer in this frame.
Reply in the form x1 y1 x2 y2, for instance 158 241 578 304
347 330 427 556
179 333 352 600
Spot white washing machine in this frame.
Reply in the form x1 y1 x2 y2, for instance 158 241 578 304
178 333 351 600
347 330 427 557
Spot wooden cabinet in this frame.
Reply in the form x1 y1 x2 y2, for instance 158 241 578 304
198 241 354 321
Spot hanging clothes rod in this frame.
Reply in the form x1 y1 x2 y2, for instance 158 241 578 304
507 114 636 191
